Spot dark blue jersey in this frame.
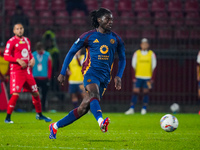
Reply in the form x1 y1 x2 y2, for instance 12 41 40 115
61 29 126 79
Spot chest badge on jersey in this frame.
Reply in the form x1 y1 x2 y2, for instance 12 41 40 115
21 48 28 57
110 39 115 44
93 39 99 43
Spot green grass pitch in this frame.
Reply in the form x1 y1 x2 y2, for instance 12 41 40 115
0 112 199 150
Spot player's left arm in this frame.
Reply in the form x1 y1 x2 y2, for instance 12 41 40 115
196 51 200 81
115 37 126 90
27 38 35 68
151 52 157 83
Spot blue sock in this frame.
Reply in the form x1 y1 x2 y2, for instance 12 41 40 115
130 94 138 108
142 94 149 109
57 108 79 128
90 98 102 121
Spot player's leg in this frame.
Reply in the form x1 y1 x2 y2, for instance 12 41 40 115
141 80 151 115
49 92 90 139
5 92 20 123
198 87 200 115
125 79 141 115
41 79 49 111
69 84 79 108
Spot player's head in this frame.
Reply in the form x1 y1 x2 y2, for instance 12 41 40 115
13 23 24 38
35 42 44 52
90 8 113 31
140 38 149 50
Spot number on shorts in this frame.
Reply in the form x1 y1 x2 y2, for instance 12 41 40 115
31 85 37 92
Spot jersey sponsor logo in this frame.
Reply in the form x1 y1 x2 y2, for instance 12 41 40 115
21 48 28 57
110 39 115 44
6 44 10 49
93 39 99 43
75 38 80 44
100 45 109 54
19 40 25 44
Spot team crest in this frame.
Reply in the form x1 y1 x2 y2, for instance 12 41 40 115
87 79 91 83
110 39 115 44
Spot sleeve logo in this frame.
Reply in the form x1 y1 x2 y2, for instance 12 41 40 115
110 39 115 44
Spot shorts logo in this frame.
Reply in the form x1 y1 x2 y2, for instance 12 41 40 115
100 45 109 54
87 79 91 83
21 48 28 57
110 39 115 44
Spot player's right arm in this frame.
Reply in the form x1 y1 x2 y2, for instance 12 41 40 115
132 52 137 82
4 39 27 68
58 35 87 85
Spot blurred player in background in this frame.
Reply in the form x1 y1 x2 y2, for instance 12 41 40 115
32 42 52 111
0 42 9 111
125 38 156 115
196 51 200 115
4 23 51 123
67 50 85 108
49 8 126 139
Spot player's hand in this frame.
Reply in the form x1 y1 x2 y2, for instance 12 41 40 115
57 74 66 86
29 58 35 68
67 70 71 76
16 59 27 68
133 78 137 83
114 76 121 90
197 76 200 81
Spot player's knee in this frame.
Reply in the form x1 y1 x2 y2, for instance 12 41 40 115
133 88 140 94
89 91 100 100
78 102 89 116
32 91 39 97
143 89 149 94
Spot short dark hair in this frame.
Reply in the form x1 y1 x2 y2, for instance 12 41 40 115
35 42 44 51
90 8 112 28
13 22 23 29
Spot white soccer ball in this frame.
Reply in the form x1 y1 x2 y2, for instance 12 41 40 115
160 114 178 132
170 103 180 113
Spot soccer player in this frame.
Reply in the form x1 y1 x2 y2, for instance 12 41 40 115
49 8 126 139
125 38 156 115
67 50 85 108
4 23 52 123
196 51 200 115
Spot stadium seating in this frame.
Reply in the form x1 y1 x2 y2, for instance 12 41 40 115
125 28 141 39
19 0 33 10
185 12 200 26
185 0 199 12
38 11 53 25
137 12 151 26
151 0 166 12
142 27 156 39
170 12 184 26
84 0 99 12
134 0 149 12
101 0 115 11
25 11 37 25
56 29 76 39
55 11 69 26
154 12 168 26
51 0 66 11
119 12 134 26
190 29 200 39
168 0 182 12
118 0 132 12
5 0 16 10
158 28 172 39
175 27 190 39
71 10 86 25
35 0 49 11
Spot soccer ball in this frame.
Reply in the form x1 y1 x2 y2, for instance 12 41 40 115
160 114 178 132
170 103 180 113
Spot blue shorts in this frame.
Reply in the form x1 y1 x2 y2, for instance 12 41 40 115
83 72 109 98
69 83 83 94
134 78 151 89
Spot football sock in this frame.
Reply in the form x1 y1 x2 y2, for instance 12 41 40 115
6 114 11 120
143 94 149 109
72 101 78 108
90 98 103 122
56 108 80 128
98 118 104 126
32 95 42 113
130 94 138 108
7 94 19 115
